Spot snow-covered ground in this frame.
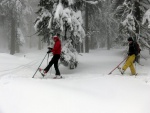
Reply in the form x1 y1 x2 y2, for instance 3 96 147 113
0 48 150 113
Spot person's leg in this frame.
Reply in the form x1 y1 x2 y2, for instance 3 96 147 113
129 63 136 75
122 57 131 71
122 54 135 73
44 56 55 73
122 55 135 70
54 55 60 75
129 55 136 75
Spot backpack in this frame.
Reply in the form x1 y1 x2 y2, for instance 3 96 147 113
135 42 141 54
133 42 141 63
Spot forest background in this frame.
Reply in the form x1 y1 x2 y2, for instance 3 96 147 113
0 0 150 63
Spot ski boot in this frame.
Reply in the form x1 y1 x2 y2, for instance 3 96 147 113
118 67 125 75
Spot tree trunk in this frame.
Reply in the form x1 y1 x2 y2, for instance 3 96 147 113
64 22 68 40
16 22 20 53
38 36 42 50
134 1 140 34
85 3 89 53
29 23 32 48
15 29 20 53
107 19 110 50
133 1 141 43
10 11 16 55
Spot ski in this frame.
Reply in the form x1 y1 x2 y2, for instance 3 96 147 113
117 73 138 76
117 67 123 75
38 68 63 79
40 72 45 77
53 76 63 79
117 67 138 76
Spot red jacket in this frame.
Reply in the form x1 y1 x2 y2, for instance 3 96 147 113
51 36 61 55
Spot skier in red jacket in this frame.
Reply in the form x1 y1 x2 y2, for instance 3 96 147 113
40 34 62 79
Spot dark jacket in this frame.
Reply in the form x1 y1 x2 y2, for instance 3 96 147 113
128 42 137 56
51 36 61 55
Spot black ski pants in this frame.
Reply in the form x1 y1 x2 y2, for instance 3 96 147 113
44 54 60 75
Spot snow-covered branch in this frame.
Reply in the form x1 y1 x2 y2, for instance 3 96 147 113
83 0 104 4
83 0 105 4
142 9 150 28
85 1 98 5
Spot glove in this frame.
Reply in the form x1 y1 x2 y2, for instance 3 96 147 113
48 47 52 51
47 51 51 53
47 47 53 53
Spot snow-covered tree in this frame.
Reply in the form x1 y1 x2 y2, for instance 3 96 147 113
0 0 32 54
88 0 118 49
34 0 86 68
110 0 150 51
34 0 85 44
34 0 103 46
34 0 104 68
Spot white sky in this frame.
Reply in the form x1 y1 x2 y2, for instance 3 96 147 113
0 48 150 113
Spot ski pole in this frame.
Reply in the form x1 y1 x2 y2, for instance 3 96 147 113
140 53 147 60
108 56 128 75
32 53 48 78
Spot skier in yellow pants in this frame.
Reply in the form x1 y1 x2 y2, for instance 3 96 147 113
122 54 136 75
119 37 137 75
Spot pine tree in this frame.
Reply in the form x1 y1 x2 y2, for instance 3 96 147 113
35 0 103 52
34 0 86 68
0 0 32 54
110 0 150 50
35 0 85 43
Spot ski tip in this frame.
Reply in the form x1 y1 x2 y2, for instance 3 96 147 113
41 73 45 77
53 76 63 79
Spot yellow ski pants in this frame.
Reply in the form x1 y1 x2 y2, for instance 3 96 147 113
122 54 136 75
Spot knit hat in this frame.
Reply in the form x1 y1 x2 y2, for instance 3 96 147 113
53 35 57 38
128 37 133 41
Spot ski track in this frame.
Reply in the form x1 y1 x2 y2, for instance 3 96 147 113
0 49 150 84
